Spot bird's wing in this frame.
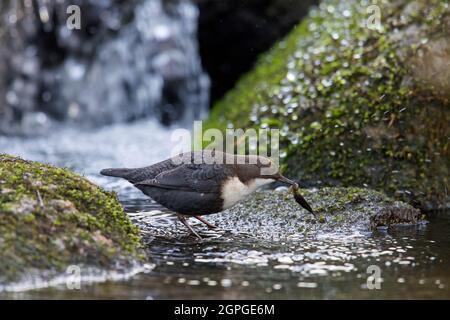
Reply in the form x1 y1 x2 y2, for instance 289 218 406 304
115 157 181 183
126 151 207 183
134 164 230 193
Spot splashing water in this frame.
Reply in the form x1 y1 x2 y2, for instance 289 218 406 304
0 119 176 197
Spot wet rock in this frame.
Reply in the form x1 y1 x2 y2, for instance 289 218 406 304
0 154 144 287
370 203 422 230
206 187 423 241
206 0 450 210
134 187 424 243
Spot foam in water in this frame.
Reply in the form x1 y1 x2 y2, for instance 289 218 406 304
0 262 155 293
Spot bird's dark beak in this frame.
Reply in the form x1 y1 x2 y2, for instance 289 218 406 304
293 191 316 217
278 175 297 186
278 175 316 217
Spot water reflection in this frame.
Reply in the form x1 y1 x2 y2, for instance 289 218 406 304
137 207 448 299
1 123 448 299
4 199 447 299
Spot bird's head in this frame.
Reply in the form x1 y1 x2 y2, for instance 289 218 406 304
230 154 315 216
248 155 316 216
232 155 294 187
247 155 296 185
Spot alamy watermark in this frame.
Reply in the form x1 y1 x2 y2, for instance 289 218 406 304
366 0 382 31
9 3 82 30
66 5 81 30
66 265 81 290
366 265 382 290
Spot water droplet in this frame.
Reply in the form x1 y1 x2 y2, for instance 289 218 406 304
286 71 296 82
331 32 340 40
325 55 335 62
221 279 232 287
153 24 171 41
260 105 269 112
277 256 294 264
188 279 200 286
297 282 318 288
310 121 322 130
273 283 283 290
8 13 17 24
271 106 279 114
321 78 333 87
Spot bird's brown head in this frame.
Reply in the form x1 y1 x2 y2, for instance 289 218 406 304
230 154 315 216
249 155 316 216
232 155 293 185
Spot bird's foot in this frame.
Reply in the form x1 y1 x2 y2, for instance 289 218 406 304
194 215 218 229
177 214 202 239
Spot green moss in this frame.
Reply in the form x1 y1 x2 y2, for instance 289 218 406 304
206 0 450 210
208 187 422 240
0 154 143 283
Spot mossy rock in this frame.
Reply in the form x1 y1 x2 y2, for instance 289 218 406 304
136 187 423 241
206 0 450 210
206 187 424 241
0 154 143 286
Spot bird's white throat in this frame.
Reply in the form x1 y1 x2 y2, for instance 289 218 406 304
221 177 274 209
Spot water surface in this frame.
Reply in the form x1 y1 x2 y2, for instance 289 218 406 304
1 123 449 299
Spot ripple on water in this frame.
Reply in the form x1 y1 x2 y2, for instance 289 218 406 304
1 124 449 298
128 203 445 294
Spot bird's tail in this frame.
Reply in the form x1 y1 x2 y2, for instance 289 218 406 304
100 168 134 179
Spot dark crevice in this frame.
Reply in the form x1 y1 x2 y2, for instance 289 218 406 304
195 0 318 104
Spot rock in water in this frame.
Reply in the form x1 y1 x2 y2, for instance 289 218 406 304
206 0 450 210
0 154 144 289
205 188 424 242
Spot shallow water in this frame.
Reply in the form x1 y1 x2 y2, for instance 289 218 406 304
4 199 450 299
1 123 449 299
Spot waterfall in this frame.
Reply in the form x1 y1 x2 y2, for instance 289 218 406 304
0 0 209 135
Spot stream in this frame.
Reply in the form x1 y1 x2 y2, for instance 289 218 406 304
0 0 448 300
0 121 449 299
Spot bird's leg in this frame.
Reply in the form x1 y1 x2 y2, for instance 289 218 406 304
176 214 202 239
194 215 218 229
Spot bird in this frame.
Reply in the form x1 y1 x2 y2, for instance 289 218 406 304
100 151 314 239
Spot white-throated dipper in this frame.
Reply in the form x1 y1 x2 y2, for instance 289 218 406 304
101 151 315 238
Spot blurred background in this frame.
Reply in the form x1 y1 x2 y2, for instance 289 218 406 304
0 0 318 186
0 0 316 134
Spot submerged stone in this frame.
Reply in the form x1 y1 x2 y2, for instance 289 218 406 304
0 154 144 288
